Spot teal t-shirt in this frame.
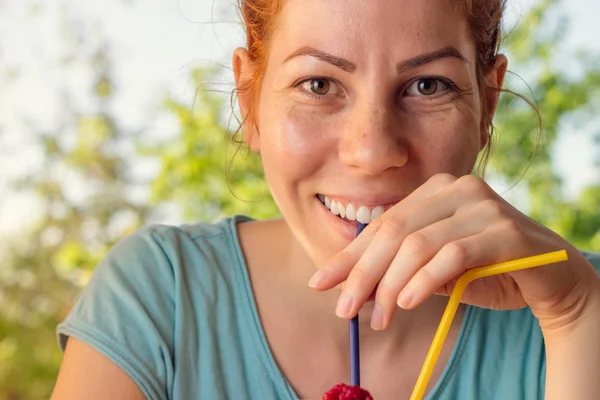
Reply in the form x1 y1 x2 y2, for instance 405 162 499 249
57 215 600 399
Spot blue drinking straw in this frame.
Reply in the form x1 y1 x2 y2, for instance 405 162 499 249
350 222 368 386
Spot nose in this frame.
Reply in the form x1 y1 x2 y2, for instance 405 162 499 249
339 100 409 175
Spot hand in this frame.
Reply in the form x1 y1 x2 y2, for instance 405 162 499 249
308 173 600 331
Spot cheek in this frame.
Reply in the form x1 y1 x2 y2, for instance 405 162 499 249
258 102 333 188
408 106 482 175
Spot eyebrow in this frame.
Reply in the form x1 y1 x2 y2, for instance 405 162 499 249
283 47 357 72
396 46 469 73
283 46 469 74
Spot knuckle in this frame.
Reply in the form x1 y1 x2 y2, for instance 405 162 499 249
402 231 430 255
337 249 354 264
380 215 406 237
429 173 457 188
420 266 440 284
350 258 386 286
351 262 375 282
499 218 522 237
376 279 399 300
456 174 487 196
479 198 505 218
329 249 355 272
441 241 470 266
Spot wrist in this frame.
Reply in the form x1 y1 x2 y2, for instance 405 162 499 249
540 274 600 339
541 279 600 400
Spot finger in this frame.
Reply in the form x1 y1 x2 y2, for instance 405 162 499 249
309 174 457 291
334 195 464 319
396 228 515 310
372 198 506 328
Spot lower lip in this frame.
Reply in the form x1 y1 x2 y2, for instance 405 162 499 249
315 196 360 240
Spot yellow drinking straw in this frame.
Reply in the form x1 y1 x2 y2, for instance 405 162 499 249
409 249 568 400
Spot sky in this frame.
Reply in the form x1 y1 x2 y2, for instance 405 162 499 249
0 0 599 235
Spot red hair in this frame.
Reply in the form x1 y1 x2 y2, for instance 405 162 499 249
235 0 283 141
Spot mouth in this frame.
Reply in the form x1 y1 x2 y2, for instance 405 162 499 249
315 193 395 226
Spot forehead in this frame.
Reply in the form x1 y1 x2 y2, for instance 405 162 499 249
271 0 473 66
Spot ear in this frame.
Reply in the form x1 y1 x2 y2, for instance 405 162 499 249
233 47 261 153
480 54 508 149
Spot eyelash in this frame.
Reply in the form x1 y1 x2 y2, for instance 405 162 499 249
294 76 461 100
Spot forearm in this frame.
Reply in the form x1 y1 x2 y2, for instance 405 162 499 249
543 283 600 400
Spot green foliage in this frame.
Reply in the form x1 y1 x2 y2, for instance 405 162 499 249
0 47 149 399
147 68 279 221
490 0 600 251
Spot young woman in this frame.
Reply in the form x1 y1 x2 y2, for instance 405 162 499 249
51 0 600 399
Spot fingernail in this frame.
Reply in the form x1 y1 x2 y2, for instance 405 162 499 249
308 270 327 288
336 292 353 318
398 288 414 309
370 304 384 330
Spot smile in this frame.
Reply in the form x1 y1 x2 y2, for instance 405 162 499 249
317 194 391 224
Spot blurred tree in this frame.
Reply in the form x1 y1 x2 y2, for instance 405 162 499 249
147 67 279 221
489 0 600 250
0 40 150 400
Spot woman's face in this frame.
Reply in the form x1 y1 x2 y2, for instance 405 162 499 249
236 0 505 266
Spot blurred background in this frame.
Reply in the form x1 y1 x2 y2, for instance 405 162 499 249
0 0 599 398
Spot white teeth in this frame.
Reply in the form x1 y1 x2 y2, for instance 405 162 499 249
371 206 384 220
338 203 346 218
345 203 356 221
320 194 388 223
330 201 340 216
356 206 371 224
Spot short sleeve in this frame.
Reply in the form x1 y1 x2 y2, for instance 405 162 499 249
582 250 600 275
57 225 179 400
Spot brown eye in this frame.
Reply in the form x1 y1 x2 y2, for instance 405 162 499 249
298 77 341 98
406 78 449 96
417 79 438 95
309 78 331 95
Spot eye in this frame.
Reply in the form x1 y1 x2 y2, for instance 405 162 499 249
298 77 340 96
406 78 450 96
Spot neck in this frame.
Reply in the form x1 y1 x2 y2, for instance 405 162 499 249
274 218 458 353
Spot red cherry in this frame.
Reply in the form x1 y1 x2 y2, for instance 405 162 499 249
322 383 373 400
